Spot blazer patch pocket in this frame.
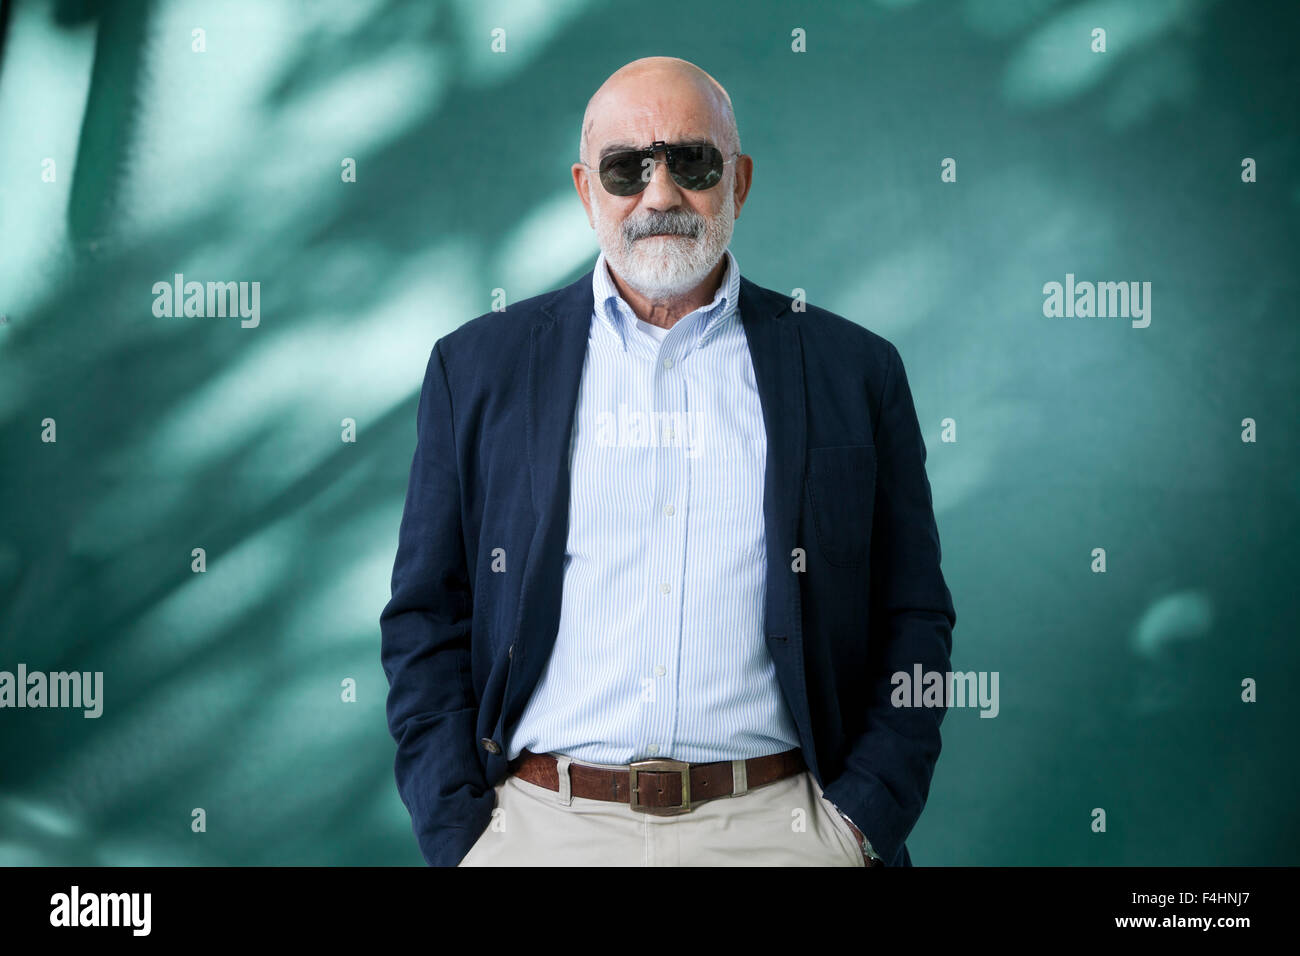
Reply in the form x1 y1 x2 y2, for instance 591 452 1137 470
805 444 876 568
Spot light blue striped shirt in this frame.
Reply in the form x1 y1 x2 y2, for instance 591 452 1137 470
507 248 802 765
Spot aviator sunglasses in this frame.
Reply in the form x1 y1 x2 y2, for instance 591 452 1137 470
584 140 739 196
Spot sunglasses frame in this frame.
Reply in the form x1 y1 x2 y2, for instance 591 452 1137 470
583 140 741 196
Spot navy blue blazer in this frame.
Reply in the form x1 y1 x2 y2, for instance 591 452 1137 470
380 266 957 867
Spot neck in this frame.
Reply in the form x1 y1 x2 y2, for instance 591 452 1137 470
608 254 728 328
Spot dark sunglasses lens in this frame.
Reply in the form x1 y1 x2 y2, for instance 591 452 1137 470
669 144 723 190
599 152 648 195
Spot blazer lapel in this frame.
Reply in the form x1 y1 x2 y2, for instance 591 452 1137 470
503 270 592 724
739 277 817 778
738 275 805 640
528 273 593 525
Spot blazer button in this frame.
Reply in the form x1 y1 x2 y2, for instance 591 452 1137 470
480 737 501 754
507 644 514 659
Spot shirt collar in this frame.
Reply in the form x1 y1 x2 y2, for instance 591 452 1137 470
592 247 740 352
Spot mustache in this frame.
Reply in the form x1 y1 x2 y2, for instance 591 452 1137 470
623 209 704 243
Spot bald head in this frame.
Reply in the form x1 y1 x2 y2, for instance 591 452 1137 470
579 57 740 165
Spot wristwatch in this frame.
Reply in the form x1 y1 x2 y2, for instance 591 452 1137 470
826 799 884 866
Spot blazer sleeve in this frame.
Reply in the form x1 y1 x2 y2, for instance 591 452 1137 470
820 340 957 865
380 339 494 866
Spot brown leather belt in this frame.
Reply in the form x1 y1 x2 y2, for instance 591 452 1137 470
508 748 805 815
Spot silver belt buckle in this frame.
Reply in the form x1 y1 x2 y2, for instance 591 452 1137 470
627 758 692 815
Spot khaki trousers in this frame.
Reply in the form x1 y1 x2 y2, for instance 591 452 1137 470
457 755 866 867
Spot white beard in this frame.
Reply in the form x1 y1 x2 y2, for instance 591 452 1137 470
591 183 734 300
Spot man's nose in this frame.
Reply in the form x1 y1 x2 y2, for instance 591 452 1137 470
638 151 685 209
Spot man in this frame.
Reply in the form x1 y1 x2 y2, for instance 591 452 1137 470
380 56 956 866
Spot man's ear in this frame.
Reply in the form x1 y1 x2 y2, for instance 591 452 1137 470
572 163 596 228
732 154 753 218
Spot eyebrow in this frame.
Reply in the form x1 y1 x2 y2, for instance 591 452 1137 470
598 139 714 160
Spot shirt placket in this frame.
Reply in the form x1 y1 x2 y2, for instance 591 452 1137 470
636 314 691 761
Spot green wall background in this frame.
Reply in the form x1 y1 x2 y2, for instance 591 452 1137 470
1 0 1296 865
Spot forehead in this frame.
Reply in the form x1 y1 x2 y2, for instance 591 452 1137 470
586 77 724 155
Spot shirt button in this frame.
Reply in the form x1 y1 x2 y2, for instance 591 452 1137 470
662 357 673 369
654 665 666 676
648 744 660 754
659 582 670 594
663 504 675 516
480 738 501 754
